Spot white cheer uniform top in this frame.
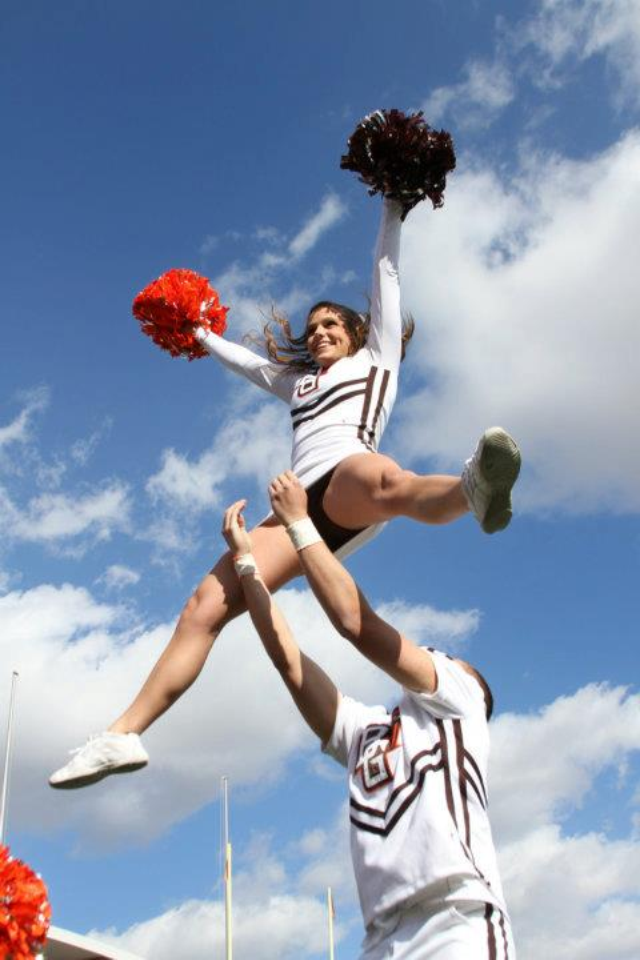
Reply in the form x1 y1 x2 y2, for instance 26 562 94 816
324 651 508 934
196 199 402 489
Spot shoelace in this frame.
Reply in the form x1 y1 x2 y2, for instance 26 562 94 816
68 735 112 761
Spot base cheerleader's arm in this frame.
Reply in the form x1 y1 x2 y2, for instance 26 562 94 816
269 471 438 695
222 499 340 744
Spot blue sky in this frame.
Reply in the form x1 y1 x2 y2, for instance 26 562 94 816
1 1 640 957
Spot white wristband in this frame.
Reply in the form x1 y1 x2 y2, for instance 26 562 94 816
286 517 322 552
233 553 258 577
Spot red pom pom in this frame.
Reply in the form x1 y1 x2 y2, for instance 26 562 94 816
0 844 51 959
133 268 229 360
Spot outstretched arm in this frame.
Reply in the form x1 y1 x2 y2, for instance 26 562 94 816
366 198 403 369
222 500 339 743
269 472 437 694
195 328 295 402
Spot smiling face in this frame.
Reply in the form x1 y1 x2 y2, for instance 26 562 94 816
306 307 353 367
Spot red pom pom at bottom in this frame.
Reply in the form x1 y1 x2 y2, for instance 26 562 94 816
0 844 51 960
133 268 229 360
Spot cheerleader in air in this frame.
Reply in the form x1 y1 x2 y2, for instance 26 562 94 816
49 110 521 789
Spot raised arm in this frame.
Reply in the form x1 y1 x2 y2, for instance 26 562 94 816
222 500 339 744
366 198 403 369
269 472 437 694
195 328 294 402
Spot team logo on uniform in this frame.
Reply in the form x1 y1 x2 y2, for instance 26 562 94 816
295 372 321 397
355 709 402 792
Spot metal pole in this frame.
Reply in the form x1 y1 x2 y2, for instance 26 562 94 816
327 887 335 960
222 776 233 960
0 671 19 846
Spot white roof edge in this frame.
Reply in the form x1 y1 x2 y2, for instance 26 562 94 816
47 925 145 960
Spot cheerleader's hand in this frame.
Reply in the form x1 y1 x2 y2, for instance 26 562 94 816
269 471 309 525
222 499 252 556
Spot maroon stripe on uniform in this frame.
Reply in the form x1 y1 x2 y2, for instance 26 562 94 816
485 904 497 960
453 719 471 845
465 772 487 810
357 368 378 443
498 910 510 959
291 376 369 416
435 719 457 827
367 368 390 443
350 759 444 836
291 388 367 428
464 748 488 806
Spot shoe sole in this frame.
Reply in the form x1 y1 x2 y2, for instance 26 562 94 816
478 428 521 534
49 759 148 790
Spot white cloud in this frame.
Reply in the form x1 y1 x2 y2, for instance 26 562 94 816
375 600 479 646
146 402 291 516
491 684 640 843
6 483 131 546
211 192 348 331
0 396 129 554
0 388 49 453
93 816 354 959
98 565 141 591
394 130 640 513
95 894 336 960
501 825 640 960
295 802 356 906
489 684 640 959
142 514 198 558
423 60 516 130
422 0 640 133
70 419 112 467
199 233 219 256
0 569 12 593
523 0 640 108
288 194 347 260
146 446 222 511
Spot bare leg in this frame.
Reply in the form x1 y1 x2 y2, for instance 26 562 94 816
322 453 469 529
109 521 300 735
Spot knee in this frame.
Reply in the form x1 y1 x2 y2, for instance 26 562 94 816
179 586 236 636
371 466 416 512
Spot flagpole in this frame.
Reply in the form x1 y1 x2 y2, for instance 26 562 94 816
0 671 19 846
327 886 335 960
222 776 233 960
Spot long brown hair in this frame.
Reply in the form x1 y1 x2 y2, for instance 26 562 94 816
245 300 414 373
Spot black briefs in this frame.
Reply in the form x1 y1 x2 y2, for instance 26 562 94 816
305 467 367 553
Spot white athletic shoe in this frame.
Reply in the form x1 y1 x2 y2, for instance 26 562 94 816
49 732 149 789
462 427 521 534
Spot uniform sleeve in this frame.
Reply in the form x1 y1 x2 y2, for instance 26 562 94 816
404 651 487 721
322 694 384 768
366 198 403 370
195 328 296 403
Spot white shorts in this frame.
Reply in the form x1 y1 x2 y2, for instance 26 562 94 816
360 900 515 960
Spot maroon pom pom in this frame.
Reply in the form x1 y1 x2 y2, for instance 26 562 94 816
340 109 456 218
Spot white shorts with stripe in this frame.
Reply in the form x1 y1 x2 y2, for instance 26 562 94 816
360 900 516 960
